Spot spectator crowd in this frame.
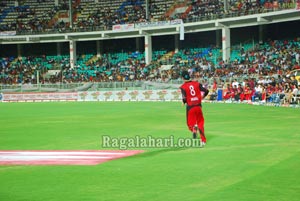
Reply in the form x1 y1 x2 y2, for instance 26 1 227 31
0 0 298 33
1 0 299 105
1 38 300 105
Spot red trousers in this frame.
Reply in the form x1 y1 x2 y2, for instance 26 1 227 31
186 106 205 139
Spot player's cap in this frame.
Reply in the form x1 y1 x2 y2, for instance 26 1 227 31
181 71 190 80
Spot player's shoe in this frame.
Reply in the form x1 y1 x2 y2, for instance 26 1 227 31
193 132 197 139
200 141 206 147
200 134 206 144
200 136 206 147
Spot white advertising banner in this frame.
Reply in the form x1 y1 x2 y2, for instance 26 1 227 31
2 92 78 102
135 19 182 29
0 31 16 36
77 90 182 101
1 90 182 102
112 24 135 32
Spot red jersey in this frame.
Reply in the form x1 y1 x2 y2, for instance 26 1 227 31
180 81 208 106
212 81 217 91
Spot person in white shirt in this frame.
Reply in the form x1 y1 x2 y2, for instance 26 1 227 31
254 84 263 101
292 84 299 96
257 76 265 85
231 79 239 88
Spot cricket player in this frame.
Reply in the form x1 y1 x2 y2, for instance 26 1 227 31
180 70 209 146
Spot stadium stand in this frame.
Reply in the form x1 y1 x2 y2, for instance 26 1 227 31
0 0 299 105
1 38 299 83
0 0 297 33
0 0 64 33
2 36 299 105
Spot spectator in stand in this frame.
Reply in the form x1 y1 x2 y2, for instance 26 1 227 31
243 84 254 101
253 83 264 101
293 62 300 70
292 83 299 99
212 79 218 91
269 83 283 103
265 83 274 102
231 78 239 88
257 76 266 85
284 83 294 104
290 75 299 86
248 78 256 89
241 78 249 87
269 77 277 87
223 83 235 100
234 84 244 101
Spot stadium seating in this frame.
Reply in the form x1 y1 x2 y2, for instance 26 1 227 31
0 0 297 33
0 1 299 105
0 0 59 32
1 38 300 84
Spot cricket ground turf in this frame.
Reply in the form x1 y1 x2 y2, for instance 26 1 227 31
0 102 300 201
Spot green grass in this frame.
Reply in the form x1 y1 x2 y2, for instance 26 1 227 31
0 102 300 201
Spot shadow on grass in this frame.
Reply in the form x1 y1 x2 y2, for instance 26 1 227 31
133 147 195 158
